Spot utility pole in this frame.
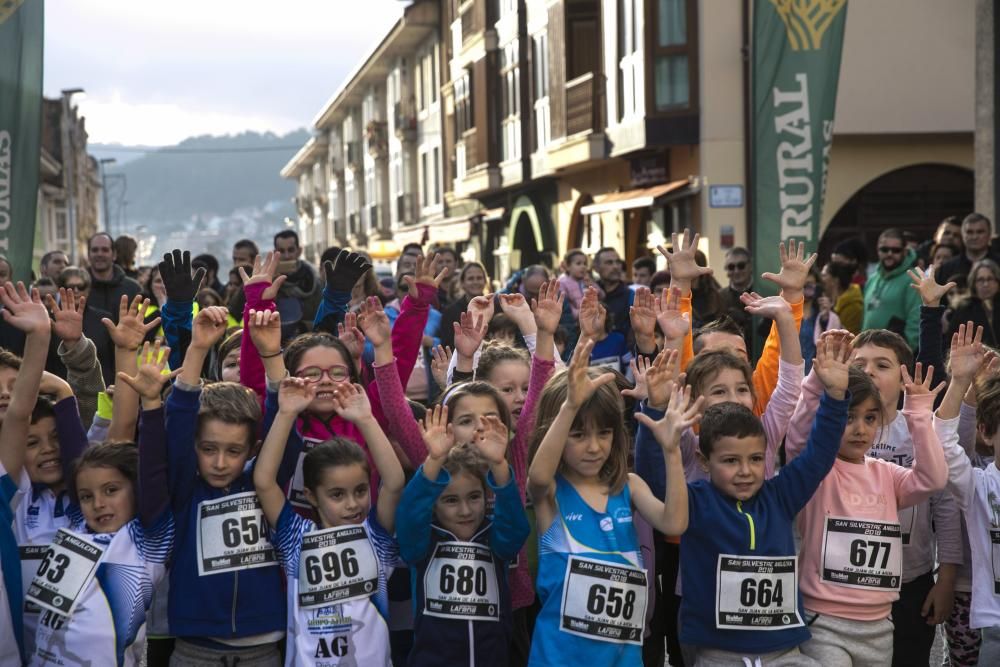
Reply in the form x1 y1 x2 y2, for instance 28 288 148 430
99 158 116 235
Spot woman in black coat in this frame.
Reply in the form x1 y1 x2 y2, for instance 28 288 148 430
947 258 1000 346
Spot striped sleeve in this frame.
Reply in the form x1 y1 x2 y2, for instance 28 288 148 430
366 513 401 570
274 500 311 575
129 512 174 565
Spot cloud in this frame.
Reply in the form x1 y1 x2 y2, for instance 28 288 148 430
45 0 407 145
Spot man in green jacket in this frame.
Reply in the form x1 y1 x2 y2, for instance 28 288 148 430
862 228 921 348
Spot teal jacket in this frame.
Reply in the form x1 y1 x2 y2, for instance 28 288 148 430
862 250 921 348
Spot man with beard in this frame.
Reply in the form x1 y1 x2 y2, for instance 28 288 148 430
593 247 632 338
862 227 921 347
272 229 321 339
84 232 141 322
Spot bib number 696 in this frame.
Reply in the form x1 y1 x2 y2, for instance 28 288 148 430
304 549 360 586
222 515 264 548
586 584 637 620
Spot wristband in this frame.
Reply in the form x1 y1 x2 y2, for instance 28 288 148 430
260 350 283 359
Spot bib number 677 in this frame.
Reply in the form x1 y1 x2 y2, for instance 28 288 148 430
586 584 636 620
850 539 891 569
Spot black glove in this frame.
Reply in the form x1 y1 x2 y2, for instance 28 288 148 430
158 249 206 302
324 250 372 293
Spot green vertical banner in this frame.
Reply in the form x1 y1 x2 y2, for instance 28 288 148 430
0 0 44 283
752 0 847 276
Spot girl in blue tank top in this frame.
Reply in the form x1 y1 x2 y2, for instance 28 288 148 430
526 340 697 667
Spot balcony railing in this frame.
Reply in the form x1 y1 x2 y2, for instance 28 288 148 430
396 193 412 225
346 141 362 170
461 127 478 171
394 102 416 141
565 72 604 136
459 1 481 44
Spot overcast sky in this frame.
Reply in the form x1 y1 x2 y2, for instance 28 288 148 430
44 0 407 146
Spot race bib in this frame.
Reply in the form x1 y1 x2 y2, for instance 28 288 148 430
715 555 802 630
289 438 323 508
25 529 104 617
990 529 1000 594
19 545 47 614
424 542 500 622
898 506 915 546
560 556 647 645
298 524 379 608
196 491 276 576
821 516 902 590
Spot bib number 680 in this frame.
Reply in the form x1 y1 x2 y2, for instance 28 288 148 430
586 584 637 620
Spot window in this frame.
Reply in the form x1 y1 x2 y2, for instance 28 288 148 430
454 69 473 136
653 0 693 111
430 45 439 104
421 151 430 208
499 41 521 161
617 0 642 121
531 32 550 151
432 147 441 205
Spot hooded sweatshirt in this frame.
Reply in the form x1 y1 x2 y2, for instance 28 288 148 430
87 265 141 320
862 250 921 348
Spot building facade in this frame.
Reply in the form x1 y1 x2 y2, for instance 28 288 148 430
284 0 977 279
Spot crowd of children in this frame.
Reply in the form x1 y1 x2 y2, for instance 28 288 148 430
3 232 1000 667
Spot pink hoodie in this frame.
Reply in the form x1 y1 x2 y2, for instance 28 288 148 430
786 371 947 621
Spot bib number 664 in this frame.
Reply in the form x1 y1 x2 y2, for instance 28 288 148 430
586 584 637 620
740 578 784 608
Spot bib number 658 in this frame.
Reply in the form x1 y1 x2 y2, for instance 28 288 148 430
586 584 637 620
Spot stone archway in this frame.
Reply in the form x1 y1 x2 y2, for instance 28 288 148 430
818 163 974 261
507 195 553 271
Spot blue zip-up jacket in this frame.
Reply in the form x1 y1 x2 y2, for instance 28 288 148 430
165 381 302 640
397 464 529 667
635 391 848 654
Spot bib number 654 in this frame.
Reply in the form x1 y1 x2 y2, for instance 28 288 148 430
222 515 264 548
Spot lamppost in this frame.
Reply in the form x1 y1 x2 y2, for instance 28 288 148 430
99 158 116 235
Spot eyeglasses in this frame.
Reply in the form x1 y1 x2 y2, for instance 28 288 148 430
725 262 748 272
295 365 350 383
878 246 904 255
64 283 88 291
975 276 998 285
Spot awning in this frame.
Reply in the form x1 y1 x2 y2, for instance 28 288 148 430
394 225 428 246
580 178 693 216
427 219 472 244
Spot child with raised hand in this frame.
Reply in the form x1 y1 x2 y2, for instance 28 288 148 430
932 323 1000 663
786 339 948 665
643 337 851 666
254 376 403 666
163 305 295 666
526 339 688 666
397 400 530 667
46 286 106 428
28 340 174 667
0 282 54 665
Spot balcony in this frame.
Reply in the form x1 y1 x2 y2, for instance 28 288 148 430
346 141 362 171
453 127 500 197
566 72 603 135
368 204 380 232
396 193 413 225
394 102 416 142
366 121 388 160
347 212 360 237
459 1 481 44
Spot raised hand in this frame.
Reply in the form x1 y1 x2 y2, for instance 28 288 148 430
565 339 616 409
337 311 365 364
357 296 391 348
474 415 509 465
239 251 287 301
47 287 85 344
645 349 681 409
0 282 50 335
323 250 372 293
634 382 704 452
158 249 207 302
908 266 955 307
247 308 282 356
630 287 657 342
403 252 449 293
454 311 487 358
901 363 945 399
654 286 691 344
739 292 793 321
818 327 855 349
761 240 817 302
621 356 652 401
330 382 373 424
499 293 536 333
949 322 985 385
430 344 453 388
38 371 73 400
657 229 712 285
277 376 316 416
103 294 159 351
578 287 607 340
117 340 177 401
531 278 565 335
467 293 496 324
421 404 456 460
812 334 851 399
188 305 228 350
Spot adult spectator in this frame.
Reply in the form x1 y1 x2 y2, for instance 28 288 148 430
431 245 462 307
717 247 754 342
438 261 488 349
926 242 958 277
396 246 423 277
273 229 322 338
231 238 259 270
800 268 840 373
0 256 11 285
937 213 999 288
916 215 963 265
56 267 116 386
830 237 869 287
862 228 921 348
85 232 141 321
630 256 656 288
947 258 1000 346
114 234 139 279
192 253 225 295
593 247 632 337
39 250 69 281
820 260 863 334
692 250 723 331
